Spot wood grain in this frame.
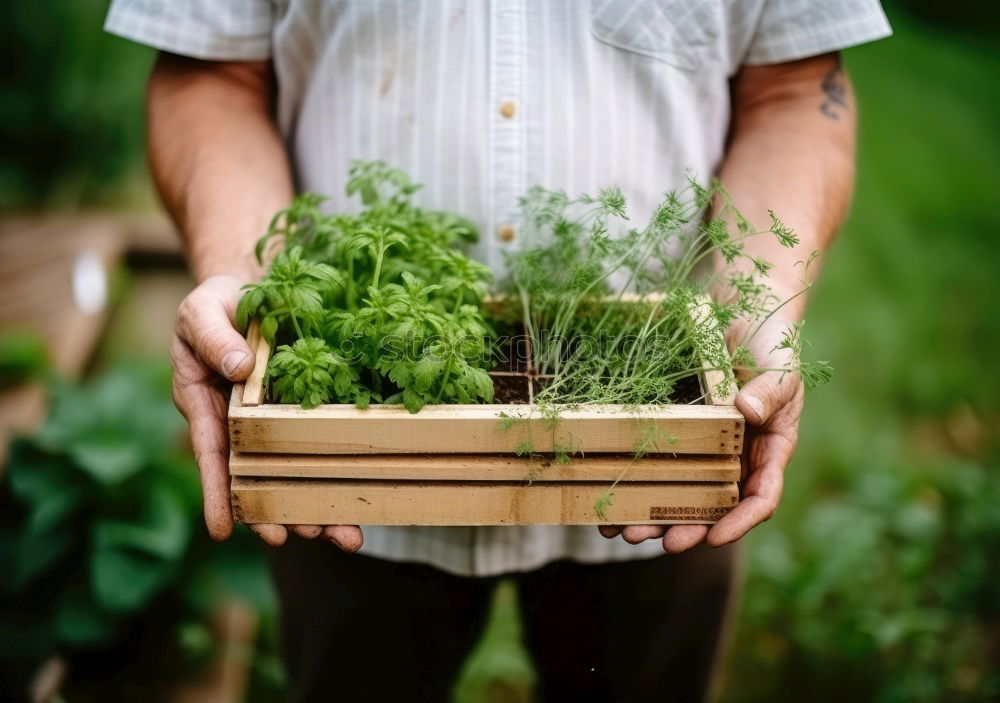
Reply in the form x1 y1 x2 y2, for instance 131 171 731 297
229 452 741 482
230 477 739 525
229 403 744 455
241 320 269 407
691 295 739 406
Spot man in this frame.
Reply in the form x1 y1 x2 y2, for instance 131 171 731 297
106 2 890 701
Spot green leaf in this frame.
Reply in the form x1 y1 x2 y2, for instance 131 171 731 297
6 442 87 534
55 582 117 646
413 356 446 391
90 547 170 613
461 366 494 402
70 440 146 485
36 366 183 486
97 488 191 561
254 234 269 264
236 285 265 331
594 491 614 521
354 389 372 409
8 527 74 591
402 387 427 414
88 486 191 612
260 314 278 343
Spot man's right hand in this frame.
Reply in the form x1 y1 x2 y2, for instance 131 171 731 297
171 274 364 552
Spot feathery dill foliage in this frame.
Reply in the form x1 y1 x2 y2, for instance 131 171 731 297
506 176 833 408
507 177 833 518
237 161 496 412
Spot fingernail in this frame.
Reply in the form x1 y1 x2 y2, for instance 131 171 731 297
222 350 249 378
744 395 764 421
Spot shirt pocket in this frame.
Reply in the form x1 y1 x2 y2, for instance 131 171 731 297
589 0 721 71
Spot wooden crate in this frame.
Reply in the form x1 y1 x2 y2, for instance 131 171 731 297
228 307 744 526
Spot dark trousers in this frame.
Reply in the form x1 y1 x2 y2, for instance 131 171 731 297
268 537 740 703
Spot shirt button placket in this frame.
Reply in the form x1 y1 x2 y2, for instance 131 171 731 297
489 0 526 272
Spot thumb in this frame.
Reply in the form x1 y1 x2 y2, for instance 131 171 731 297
735 371 799 425
177 277 255 381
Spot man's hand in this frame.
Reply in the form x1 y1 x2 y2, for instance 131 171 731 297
146 54 360 548
599 314 802 552
599 53 855 551
171 275 364 552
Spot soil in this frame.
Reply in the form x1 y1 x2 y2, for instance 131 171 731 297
672 373 703 405
485 320 708 406
489 372 532 404
486 366 705 405
490 326 531 374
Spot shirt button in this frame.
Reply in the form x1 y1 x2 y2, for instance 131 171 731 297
497 224 516 242
499 101 516 119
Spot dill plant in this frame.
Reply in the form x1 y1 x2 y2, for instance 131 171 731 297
504 177 833 516
506 176 832 408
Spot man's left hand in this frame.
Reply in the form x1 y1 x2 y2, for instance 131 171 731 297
599 315 803 552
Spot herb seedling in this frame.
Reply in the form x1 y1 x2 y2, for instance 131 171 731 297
239 161 496 412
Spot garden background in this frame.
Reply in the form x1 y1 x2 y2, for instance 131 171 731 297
1 1 997 700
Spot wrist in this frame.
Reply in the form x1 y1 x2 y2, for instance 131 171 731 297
190 251 263 285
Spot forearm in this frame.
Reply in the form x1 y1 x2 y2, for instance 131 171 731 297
147 53 294 283
715 53 856 317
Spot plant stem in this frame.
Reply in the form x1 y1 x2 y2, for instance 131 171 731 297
290 313 305 340
372 245 385 289
346 257 356 310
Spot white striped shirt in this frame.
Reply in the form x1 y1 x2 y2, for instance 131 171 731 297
107 0 890 577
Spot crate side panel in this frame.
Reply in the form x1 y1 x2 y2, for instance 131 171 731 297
229 404 744 455
230 478 739 525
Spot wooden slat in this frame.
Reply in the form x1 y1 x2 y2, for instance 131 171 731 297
691 295 739 406
229 402 744 455
229 452 741 482
230 478 739 526
241 321 268 407
702 365 737 406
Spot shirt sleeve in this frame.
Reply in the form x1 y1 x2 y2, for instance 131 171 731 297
744 0 892 65
104 0 274 61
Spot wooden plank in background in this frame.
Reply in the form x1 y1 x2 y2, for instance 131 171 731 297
0 221 125 466
231 477 739 526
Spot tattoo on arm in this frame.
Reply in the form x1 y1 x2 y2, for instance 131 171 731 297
819 56 848 121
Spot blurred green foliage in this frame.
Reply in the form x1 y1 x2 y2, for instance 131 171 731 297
0 1 154 210
454 581 536 703
719 15 1000 702
0 329 49 389
0 366 194 661
0 365 278 695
